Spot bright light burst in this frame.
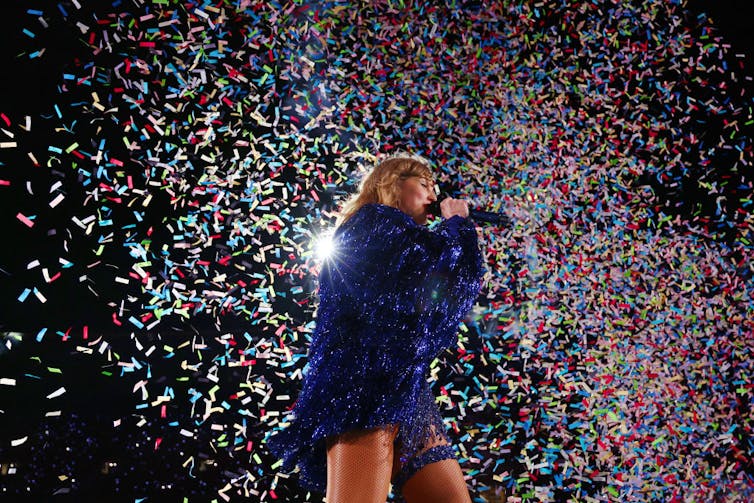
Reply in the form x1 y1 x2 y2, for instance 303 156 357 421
313 230 336 262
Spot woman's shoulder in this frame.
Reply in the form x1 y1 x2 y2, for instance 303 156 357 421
360 203 410 219
342 203 416 231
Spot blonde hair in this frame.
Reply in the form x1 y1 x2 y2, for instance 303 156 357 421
337 155 434 225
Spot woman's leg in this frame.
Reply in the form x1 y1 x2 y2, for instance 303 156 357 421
392 386 471 503
401 457 471 503
395 423 472 503
325 425 398 503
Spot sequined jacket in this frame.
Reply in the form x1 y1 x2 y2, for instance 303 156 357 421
267 203 484 491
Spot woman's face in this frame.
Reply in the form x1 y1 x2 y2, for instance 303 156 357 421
398 175 437 224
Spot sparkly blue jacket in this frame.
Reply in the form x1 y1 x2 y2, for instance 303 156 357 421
267 203 484 491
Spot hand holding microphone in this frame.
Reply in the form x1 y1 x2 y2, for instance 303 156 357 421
440 198 469 219
428 198 510 226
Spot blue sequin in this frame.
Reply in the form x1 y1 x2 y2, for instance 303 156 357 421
267 203 484 492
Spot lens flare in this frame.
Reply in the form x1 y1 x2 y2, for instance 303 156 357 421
313 231 336 261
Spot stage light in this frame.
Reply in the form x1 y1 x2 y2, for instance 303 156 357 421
313 230 336 262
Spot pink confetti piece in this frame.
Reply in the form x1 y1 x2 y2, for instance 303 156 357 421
16 213 35 228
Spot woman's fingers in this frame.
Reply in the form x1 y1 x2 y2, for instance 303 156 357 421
440 198 469 219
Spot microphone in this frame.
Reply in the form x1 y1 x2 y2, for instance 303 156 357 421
427 200 510 226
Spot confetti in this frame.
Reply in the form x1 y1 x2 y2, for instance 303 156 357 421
0 1 752 502
15 213 35 228
45 387 66 399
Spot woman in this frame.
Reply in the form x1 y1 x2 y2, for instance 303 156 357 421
267 155 484 502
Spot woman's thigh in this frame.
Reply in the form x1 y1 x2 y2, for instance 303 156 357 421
325 425 398 503
401 457 472 503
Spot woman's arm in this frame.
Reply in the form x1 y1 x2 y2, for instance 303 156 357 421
325 204 484 351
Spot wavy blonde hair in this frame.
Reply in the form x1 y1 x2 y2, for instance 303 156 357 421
337 155 434 226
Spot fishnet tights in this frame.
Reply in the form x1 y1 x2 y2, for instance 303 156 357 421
325 425 397 503
400 457 471 503
397 424 471 503
324 424 471 503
